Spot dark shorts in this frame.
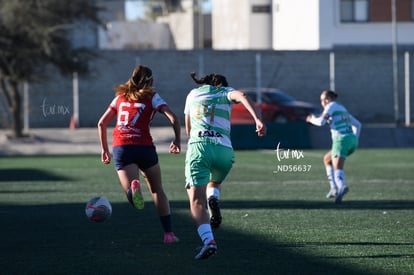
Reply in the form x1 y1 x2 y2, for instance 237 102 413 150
113 145 158 171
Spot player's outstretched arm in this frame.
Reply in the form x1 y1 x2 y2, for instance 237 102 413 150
306 113 328 126
230 90 266 136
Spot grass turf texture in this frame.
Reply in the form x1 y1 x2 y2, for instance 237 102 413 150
0 149 413 275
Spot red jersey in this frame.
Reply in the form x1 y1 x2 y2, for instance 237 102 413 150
109 93 167 147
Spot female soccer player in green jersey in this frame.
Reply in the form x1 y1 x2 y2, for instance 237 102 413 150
184 72 266 259
306 90 361 204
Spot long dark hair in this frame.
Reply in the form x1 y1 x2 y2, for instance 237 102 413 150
190 72 229 87
114 65 154 101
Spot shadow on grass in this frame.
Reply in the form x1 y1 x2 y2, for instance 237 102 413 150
0 201 393 275
221 200 414 210
0 168 70 182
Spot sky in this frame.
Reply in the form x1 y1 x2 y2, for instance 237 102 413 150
125 0 212 21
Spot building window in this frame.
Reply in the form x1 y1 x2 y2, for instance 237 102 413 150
252 5 271 13
340 0 369 22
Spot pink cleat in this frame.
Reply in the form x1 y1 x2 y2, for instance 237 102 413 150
163 232 179 244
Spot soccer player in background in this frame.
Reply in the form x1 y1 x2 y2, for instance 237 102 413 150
97 65 181 244
306 90 361 204
184 72 266 259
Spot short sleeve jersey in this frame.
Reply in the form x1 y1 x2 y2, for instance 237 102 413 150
109 93 167 147
184 85 234 148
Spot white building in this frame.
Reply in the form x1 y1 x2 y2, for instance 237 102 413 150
212 0 414 50
212 0 273 49
95 0 414 50
98 20 175 49
98 0 210 50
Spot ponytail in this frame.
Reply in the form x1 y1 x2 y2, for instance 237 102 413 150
190 72 229 87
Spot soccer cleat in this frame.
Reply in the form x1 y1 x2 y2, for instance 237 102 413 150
208 197 222 229
194 240 217 260
326 189 337 199
131 179 144 209
163 232 179 244
334 186 349 204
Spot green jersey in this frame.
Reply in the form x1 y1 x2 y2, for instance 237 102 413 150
184 85 234 148
309 101 361 139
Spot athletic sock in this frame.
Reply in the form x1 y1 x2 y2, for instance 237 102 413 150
334 169 346 190
160 215 172 233
197 224 214 245
206 187 220 200
325 166 336 190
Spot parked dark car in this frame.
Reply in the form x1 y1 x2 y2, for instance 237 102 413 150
231 88 319 124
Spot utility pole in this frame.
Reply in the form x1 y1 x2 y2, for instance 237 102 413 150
197 0 204 48
391 0 399 124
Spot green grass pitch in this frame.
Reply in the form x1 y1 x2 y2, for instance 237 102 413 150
0 149 413 274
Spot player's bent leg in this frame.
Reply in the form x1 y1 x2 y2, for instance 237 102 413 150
333 157 348 204
208 196 222 229
116 164 143 208
131 179 144 209
141 164 170 216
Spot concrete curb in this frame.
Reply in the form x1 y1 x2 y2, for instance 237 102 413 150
0 127 188 156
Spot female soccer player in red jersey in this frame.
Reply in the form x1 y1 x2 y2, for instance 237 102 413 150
97 65 181 244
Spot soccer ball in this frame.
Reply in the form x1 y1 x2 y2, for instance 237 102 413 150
85 196 112 222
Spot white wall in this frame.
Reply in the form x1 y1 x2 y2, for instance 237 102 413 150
249 0 273 49
323 0 414 48
212 0 272 49
273 0 414 50
272 0 321 50
156 0 196 50
329 23 414 47
98 0 414 51
98 21 173 49
213 0 250 49
158 12 195 49
319 0 336 49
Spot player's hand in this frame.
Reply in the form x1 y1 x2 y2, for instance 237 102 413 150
169 141 181 154
255 120 266 137
101 150 111 164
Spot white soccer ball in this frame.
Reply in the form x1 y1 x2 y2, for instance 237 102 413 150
85 196 112 222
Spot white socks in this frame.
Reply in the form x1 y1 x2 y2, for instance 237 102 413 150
197 224 214 245
326 166 346 191
325 166 336 190
207 187 220 200
334 169 346 190
201 186 219 245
